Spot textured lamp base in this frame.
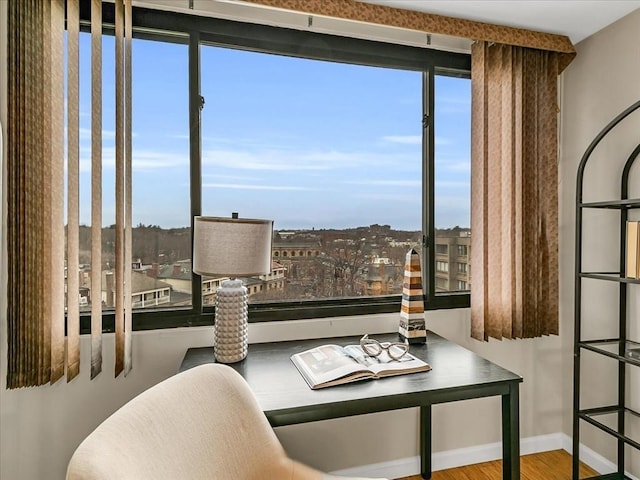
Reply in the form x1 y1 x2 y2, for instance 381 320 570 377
214 279 248 363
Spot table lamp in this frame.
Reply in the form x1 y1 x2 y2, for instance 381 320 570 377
193 213 273 363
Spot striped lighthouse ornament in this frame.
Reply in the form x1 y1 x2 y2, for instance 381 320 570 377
399 248 427 344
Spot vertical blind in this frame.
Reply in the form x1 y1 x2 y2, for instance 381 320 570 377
470 41 560 341
6 0 133 388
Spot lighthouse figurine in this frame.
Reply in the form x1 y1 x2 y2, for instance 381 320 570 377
399 248 427 344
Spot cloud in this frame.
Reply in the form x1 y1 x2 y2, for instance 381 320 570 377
78 146 188 172
77 127 138 140
202 183 312 191
79 127 116 139
344 179 420 188
382 135 421 145
130 150 188 170
73 142 421 177
202 135 299 151
351 192 420 202
202 173 262 182
435 180 470 189
436 159 470 173
435 195 471 212
201 148 397 171
381 135 452 147
167 133 190 140
436 95 471 115
435 136 453 146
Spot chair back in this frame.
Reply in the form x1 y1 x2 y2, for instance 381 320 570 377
66 364 293 480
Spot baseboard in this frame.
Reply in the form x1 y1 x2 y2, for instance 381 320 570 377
330 432 638 479
561 434 639 480
330 433 565 478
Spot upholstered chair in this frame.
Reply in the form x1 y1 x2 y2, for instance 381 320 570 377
66 363 387 480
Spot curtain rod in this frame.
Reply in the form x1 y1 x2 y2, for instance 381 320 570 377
238 0 576 70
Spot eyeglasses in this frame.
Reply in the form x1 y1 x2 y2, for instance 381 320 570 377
360 334 409 361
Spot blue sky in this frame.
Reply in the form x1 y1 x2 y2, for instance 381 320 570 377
77 36 470 231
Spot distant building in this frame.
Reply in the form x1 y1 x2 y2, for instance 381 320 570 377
259 261 287 292
147 259 287 306
356 262 403 296
272 240 323 297
434 228 471 292
156 260 192 294
101 270 171 308
201 276 229 306
272 240 322 259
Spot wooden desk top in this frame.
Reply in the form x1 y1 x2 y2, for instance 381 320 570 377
180 331 522 426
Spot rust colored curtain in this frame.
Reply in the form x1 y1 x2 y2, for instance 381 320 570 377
114 0 134 377
6 0 65 388
470 41 559 341
6 0 133 388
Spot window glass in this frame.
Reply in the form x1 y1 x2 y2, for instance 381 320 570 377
200 46 423 303
436 261 449 272
73 35 190 314
434 75 471 293
130 39 190 309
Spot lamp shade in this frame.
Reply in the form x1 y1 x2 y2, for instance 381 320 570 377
193 216 273 277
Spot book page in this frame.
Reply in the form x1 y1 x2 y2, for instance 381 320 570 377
291 343 432 389
366 350 430 376
343 345 429 376
292 345 371 387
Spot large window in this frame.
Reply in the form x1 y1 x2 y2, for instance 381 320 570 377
76 5 471 330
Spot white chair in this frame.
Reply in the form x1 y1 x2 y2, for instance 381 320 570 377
66 363 387 480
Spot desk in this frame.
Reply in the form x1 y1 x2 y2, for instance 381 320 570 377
180 331 522 479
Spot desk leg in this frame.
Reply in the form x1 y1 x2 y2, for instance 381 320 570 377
502 383 520 480
420 404 432 479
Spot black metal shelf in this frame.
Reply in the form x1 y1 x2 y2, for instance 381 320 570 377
579 339 640 366
579 273 640 284
578 405 640 450
573 101 640 480
584 474 634 480
580 198 640 209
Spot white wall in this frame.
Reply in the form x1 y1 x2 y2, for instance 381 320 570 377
559 8 640 475
1 4 638 480
0 307 567 480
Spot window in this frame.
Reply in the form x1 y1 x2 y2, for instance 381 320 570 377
78 5 470 330
76 29 194 332
436 261 449 273
457 280 468 291
433 74 471 294
201 45 424 303
457 245 469 256
457 262 468 273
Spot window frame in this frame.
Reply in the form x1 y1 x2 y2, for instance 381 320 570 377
77 2 471 334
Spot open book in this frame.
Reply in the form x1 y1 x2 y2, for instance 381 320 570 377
291 343 431 390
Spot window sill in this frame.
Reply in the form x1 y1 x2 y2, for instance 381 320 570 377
78 292 469 334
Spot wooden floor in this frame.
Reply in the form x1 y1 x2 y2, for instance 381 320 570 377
396 450 598 480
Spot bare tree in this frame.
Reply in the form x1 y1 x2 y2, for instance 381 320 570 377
316 238 369 297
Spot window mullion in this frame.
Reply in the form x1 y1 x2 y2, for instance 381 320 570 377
189 31 203 315
423 67 436 305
